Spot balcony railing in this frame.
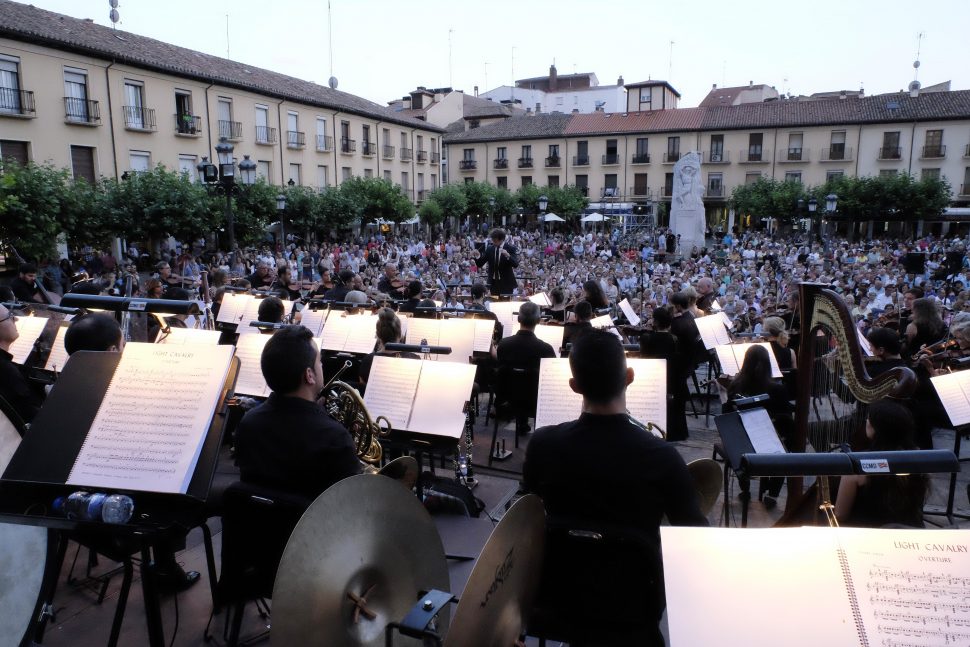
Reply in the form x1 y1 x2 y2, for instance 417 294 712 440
820 146 852 161
493 158 508 169
431 152 440 164
459 159 477 170
174 113 200 135
123 105 156 131
706 185 724 197
545 156 561 167
961 184 970 197
341 137 356 153
400 147 413 161
573 155 590 166
64 97 101 124
255 126 278 144
382 145 395 159
632 153 650 164
632 186 652 197
601 187 620 198
740 149 767 163
316 134 333 151
661 186 674 198
704 150 729 164
219 120 243 140
518 157 534 168
663 152 681 164
416 190 426 202
287 131 306 148
361 141 376 156
0 88 35 116
878 146 902 160
921 145 946 159
417 150 428 162
781 147 805 162
602 154 620 165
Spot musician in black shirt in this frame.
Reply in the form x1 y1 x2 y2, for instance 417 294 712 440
9 263 43 303
0 305 43 424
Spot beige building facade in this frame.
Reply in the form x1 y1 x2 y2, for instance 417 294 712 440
0 1 442 202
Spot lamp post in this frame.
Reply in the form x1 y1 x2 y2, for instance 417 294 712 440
807 197 818 243
197 137 256 257
824 193 838 247
276 191 287 252
538 194 548 237
488 196 496 227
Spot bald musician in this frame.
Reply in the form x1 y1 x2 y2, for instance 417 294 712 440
235 326 361 501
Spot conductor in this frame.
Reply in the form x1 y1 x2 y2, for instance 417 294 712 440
473 228 519 297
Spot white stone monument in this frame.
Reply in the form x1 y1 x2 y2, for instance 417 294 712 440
670 151 706 254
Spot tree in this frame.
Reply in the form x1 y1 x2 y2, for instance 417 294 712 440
340 177 413 224
0 161 74 260
231 180 277 248
515 183 543 213
425 183 468 223
281 185 320 241
418 199 445 228
318 187 360 232
547 185 589 220
461 181 495 218
491 188 518 219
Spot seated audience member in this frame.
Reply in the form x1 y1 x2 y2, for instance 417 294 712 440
235 326 361 500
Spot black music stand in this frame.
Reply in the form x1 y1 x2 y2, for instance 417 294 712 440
0 351 239 647
923 423 970 525
713 401 775 528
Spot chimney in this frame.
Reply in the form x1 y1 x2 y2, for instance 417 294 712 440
526 107 533 115
748 80 753 88
535 102 541 114
549 64 558 91
617 75 624 86
572 108 579 113
840 90 847 100
712 83 717 89
474 85 479 97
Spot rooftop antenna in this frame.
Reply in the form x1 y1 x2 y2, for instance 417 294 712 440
483 61 489 92
511 46 516 102
225 14 230 59
327 0 337 89
108 0 119 29
448 28 454 89
721 60 726 87
912 31 924 81
668 41 674 81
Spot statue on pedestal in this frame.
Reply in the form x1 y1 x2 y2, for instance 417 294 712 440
670 151 706 254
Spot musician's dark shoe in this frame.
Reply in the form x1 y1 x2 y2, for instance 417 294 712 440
762 494 778 510
154 564 201 593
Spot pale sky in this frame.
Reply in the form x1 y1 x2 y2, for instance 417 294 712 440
14 0 970 107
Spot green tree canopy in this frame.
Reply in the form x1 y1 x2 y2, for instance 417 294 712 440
0 161 76 260
418 199 445 227
340 177 413 224
425 183 468 222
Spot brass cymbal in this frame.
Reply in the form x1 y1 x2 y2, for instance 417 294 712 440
444 494 545 647
687 458 723 516
271 474 449 647
378 455 419 490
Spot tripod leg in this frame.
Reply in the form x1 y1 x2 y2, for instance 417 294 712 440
106 559 133 647
33 530 70 644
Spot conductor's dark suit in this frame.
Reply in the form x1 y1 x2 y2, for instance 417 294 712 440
474 241 520 296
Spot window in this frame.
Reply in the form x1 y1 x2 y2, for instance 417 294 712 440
469 119 480 129
604 174 618 190
496 176 508 189
709 134 724 161
287 112 301 147
69 145 95 183
417 173 424 196
1 139 29 166
521 176 532 187
921 168 941 180
963 167 970 195
0 55 25 114
829 131 847 160
496 146 507 160
316 117 329 150
747 133 763 161
123 80 147 129
255 105 271 143
289 163 301 185
342 167 352 181
548 175 560 187
664 172 674 196
463 148 475 161
401 171 409 190
744 172 761 185
548 144 559 158
431 174 437 189
521 145 532 160
364 169 373 178
384 170 391 181
174 90 196 134
666 137 680 162
881 132 901 159
634 138 649 163
129 150 151 173
257 161 271 182
825 170 845 181
924 130 944 157
576 140 588 164
401 132 408 149
317 165 329 189
880 169 898 177
707 173 723 197
417 134 424 152
362 125 372 154
606 139 618 155
64 68 90 122
465 177 474 184
178 154 197 181
784 171 802 183
787 133 803 161
634 173 649 196
217 98 237 139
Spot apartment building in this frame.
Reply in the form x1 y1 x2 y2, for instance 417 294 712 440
0 1 442 202
444 84 970 224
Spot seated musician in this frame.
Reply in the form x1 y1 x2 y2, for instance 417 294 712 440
0 304 44 423
904 297 946 359
763 317 796 370
397 281 423 314
562 300 594 350
235 326 362 501
10 263 45 303
464 282 489 312
358 307 419 393
308 269 334 298
257 296 286 324
64 312 201 591
695 276 716 315
244 262 274 291
543 287 567 323
725 344 793 509
323 269 355 302
639 306 689 441
835 399 928 527
523 330 707 645
273 265 302 301
866 327 906 377
496 302 556 436
377 263 408 300
155 261 183 293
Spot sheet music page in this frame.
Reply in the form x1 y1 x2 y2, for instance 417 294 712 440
625 359 667 432
298 308 329 336
216 293 253 324
590 314 622 339
662 527 858 647
489 302 517 338
837 526 970 647
618 298 640 326
535 358 582 429
715 344 741 376
240 297 294 325
533 324 565 353
719 310 734 329
408 361 476 437
362 355 421 431
9 316 47 364
405 317 441 347
67 343 234 493
156 328 221 345
472 319 495 353
342 314 379 354
396 312 410 340
740 408 786 453
319 312 354 351
731 342 783 378
857 329 874 357
437 319 476 364
931 372 970 427
529 292 552 307
696 314 732 349
232 334 272 397
44 325 70 372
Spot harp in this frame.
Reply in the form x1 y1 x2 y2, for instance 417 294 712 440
781 283 917 519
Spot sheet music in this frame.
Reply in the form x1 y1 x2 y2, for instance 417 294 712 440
529 292 552 307
535 358 581 428
719 311 734 329
44 325 70 372
716 343 783 378
342 314 378 354
298 308 329 336
408 361 475 437
406 317 441 347
232 334 272 397
156 328 221 345
590 314 622 339
857 329 874 357
489 302 517 338
362 355 422 431
216 292 253 324
625 358 667 432
9 316 47 364
931 372 970 427
437 319 477 363
319 311 353 350
714 344 741 376
618 298 640 326
696 313 732 349
533 324 565 352
472 319 495 352
66 343 234 493
740 408 786 454
240 297 294 325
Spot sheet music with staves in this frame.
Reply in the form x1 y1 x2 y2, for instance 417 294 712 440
156 328 221 345
472 319 495 353
215 292 253 324
44 324 70 372
715 343 783 378
10 316 47 364
533 324 565 353
405 317 441 347
618 298 640 326
298 308 329 336
529 292 552 307
407 361 475 438
362 355 422 432
239 297 294 325
739 408 786 454
696 313 732 349
930 371 970 427
66 343 234 494
489 302 517 338
590 314 622 339
232 333 272 397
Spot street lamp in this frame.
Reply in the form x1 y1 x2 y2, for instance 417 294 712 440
276 192 287 251
488 196 496 227
197 138 256 257
538 194 548 235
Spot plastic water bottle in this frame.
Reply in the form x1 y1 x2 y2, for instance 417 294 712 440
54 491 134 524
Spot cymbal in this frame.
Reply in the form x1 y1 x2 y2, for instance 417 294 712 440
378 455 419 490
444 494 545 647
687 458 723 516
272 474 449 647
